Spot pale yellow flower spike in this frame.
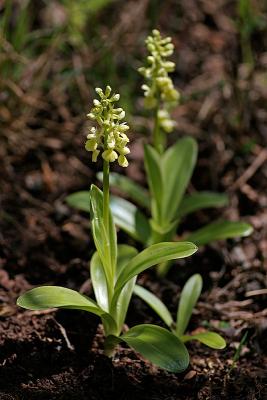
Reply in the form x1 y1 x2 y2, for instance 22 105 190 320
139 29 180 133
85 86 130 167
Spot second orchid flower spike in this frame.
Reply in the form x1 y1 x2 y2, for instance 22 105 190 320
86 86 130 167
139 29 180 136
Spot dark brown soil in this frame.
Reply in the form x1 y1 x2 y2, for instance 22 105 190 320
1 0 267 398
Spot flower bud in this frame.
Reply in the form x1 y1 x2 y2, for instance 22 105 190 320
87 133 96 139
147 43 155 53
95 88 103 97
163 61 175 72
102 149 118 162
119 123 129 132
118 155 129 167
111 93 120 101
107 138 116 149
120 146 130 155
85 139 98 151
152 29 160 36
105 86 112 96
87 112 95 119
92 149 100 162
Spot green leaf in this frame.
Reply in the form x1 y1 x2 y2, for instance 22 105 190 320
115 245 138 278
90 185 117 284
176 274 202 337
144 144 163 224
161 137 197 223
113 245 138 332
91 245 138 334
90 251 109 312
11 0 30 52
66 191 90 212
17 286 117 334
121 324 189 373
17 286 100 312
182 332 226 349
110 196 150 244
133 285 173 328
66 191 151 244
186 220 253 246
178 192 228 218
115 242 197 295
98 172 150 210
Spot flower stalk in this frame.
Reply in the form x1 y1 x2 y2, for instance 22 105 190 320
103 159 110 249
85 86 131 278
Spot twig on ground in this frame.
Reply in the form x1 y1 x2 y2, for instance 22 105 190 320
54 319 75 351
229 148 267 191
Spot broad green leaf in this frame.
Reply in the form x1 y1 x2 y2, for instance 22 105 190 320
90 251 109 312
90 185 117 285
178 192 228 218
17 286 100 312
17 286 117 334
115 242 197 296
97 172 150 209
186 220 253 246
110 196 151 244
121 324 189 373
161 137 197 223
66 191 90 212
176 274 202 337
144 144 163 224
182 332 226 349
134 284 174 328
113 245 138 332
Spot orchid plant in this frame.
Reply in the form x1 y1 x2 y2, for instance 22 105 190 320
17 87 198 373
67 30 252 277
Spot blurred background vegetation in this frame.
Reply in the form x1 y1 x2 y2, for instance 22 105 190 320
0 0 267 163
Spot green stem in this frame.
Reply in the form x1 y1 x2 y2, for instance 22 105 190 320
103 160 110 232
103 159 114 304
153 103 162 153
103 335 120 357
